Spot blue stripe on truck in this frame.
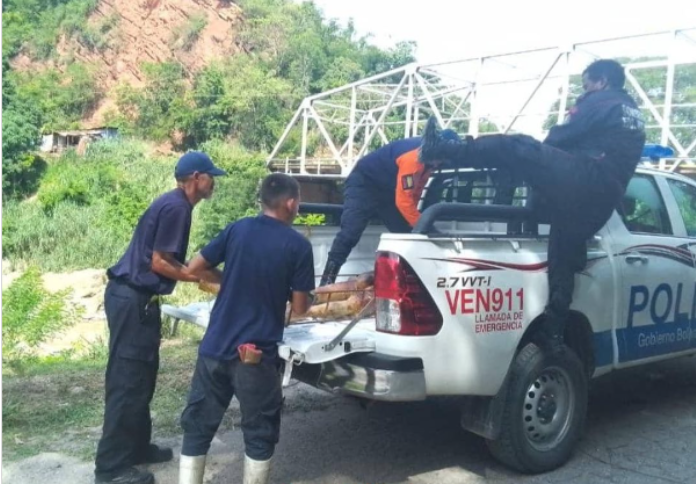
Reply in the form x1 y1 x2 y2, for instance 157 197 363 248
593 323 696 368
594 330 613 367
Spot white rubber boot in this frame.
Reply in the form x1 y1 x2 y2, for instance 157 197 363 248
242 455 271 484
179 454 206 484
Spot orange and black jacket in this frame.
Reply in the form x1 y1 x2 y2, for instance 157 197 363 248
350 137 430 227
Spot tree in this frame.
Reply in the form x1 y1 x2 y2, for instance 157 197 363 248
2 57 45 199
10 62 101 131
114 62 189 141
183 58 298 150
625 62 696 152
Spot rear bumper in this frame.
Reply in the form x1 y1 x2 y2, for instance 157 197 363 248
291 352 426 402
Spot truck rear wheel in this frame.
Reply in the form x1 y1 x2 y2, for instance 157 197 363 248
486 342 587 473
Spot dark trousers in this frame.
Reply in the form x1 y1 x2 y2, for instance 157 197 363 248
328 171 413 267
471 135 621 332
95 279 161 477
180 355 284 461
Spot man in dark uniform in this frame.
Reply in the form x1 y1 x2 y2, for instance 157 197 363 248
320 129 461 286
178 173 315 484
94 152 226 484
419 59 646 347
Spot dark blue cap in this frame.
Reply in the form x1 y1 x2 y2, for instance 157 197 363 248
441 129 461 141
174 151 227 178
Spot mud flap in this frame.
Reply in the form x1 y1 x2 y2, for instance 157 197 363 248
460 373 510 441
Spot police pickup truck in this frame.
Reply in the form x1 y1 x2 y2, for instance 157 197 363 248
277 165 696 473
163 165 696 473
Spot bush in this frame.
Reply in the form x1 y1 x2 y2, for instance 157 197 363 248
2 137 273 273
294 213 325 226
78 25 109 52
177 13 208 51
3 139 177 271
2 268 75 366
2 199 131 271
104 182 150 233
84 137 151 168
37 169 92 211
190 139 267 250
37 150 119 211
2 153 47 200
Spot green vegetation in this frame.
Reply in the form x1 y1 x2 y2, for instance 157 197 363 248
2 268 77 367
2 337 204 462
1 264 208 462
2 0 99 60
2 139 175 271
2 0 415 272
1 137 271 271
173 12 208 51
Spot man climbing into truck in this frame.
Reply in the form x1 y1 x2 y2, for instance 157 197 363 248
320 130 461 286
418 58 646 348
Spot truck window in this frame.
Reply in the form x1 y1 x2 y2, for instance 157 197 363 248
666 178 696 237
619 175 673 235
422 170 529 209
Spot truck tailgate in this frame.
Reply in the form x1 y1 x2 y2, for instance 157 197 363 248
161 299 377 364
279 320 376 364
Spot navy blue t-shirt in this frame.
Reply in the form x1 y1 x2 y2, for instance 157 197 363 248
108 188 192 295
351 137 421 190
199 215 315 360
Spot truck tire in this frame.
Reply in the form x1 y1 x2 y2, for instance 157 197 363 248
486 342 587 473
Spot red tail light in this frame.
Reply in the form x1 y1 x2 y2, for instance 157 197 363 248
374 251 443 335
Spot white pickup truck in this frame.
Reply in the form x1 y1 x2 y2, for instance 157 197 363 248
164 166 696 473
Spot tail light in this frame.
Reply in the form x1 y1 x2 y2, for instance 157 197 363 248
374 251 443 335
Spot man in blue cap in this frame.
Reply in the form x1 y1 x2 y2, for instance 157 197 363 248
320 130 461 286
94 151 226 484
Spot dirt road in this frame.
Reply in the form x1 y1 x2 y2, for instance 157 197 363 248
5 355 696 484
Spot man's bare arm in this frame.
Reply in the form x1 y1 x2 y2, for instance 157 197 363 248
186 253 223 284
291 291 314 316
152 251 199 282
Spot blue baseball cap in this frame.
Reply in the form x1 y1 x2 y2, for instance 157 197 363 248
174 151 227 178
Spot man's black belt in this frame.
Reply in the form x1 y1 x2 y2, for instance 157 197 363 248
106 269 160 302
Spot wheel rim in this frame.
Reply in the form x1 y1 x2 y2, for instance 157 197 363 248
522 366 575 451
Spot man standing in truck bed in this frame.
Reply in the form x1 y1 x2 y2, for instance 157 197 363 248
419 59 646 347
320 129 461 286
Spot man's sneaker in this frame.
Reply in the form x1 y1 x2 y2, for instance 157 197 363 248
95 467 154 484
135 444 174 465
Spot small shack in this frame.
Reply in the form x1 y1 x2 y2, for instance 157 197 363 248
40 127 119 153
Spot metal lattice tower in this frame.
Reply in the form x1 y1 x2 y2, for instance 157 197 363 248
267 28 696 179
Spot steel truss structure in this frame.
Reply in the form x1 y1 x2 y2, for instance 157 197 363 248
267 28 696 178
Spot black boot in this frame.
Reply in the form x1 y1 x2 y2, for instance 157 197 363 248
319 260 341 287
134 444 174 465
418 116 474 166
